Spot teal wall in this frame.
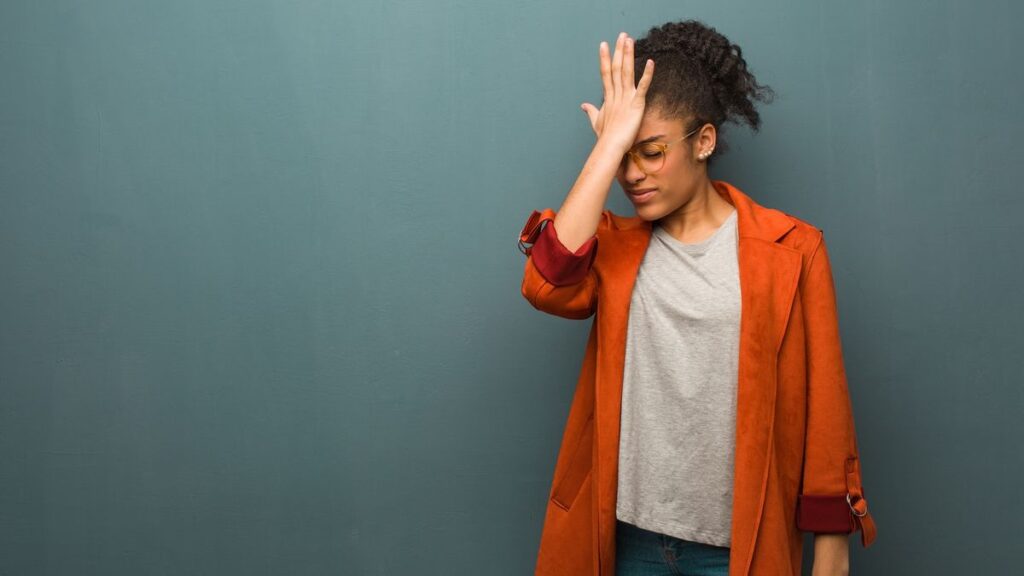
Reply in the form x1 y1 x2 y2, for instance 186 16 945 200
2 1 1020 574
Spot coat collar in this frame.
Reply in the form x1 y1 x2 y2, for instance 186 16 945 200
633 179 796 244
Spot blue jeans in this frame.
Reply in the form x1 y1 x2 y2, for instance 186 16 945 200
615 519 730 576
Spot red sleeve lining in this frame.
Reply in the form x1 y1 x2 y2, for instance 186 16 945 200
529 219 598 286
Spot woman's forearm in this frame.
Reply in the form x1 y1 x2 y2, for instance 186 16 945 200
811 533 850 576
551 137 625 252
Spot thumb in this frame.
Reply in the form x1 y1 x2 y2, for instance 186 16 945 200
581 102 598 127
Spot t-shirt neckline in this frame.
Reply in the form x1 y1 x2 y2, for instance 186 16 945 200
655 209 737 253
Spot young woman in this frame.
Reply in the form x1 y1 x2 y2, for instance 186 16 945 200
517 20 877 576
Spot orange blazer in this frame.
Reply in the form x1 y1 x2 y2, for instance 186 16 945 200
517 180 877 576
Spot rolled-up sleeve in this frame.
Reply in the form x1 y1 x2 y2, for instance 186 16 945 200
518 209 600 319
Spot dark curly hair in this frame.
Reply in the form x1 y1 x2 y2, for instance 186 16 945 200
633 19 775 166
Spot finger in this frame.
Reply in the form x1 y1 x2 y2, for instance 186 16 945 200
611 32 624 96
581 103 599 132
598 42 612 103
635 59 654 98
623 36 634 91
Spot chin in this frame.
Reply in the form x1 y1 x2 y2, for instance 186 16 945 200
632 203 662 221
626 198 659 216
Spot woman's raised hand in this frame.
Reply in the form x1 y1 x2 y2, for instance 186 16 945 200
581 32 655 152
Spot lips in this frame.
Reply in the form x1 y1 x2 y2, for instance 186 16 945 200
628 188 657 203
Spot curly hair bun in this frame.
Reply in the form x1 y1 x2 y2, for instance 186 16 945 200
634 19 775 161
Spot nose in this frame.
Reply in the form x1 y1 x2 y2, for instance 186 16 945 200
623 154 647 184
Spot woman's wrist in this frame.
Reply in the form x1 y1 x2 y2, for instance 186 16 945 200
811 533 850 576
594 133 632 157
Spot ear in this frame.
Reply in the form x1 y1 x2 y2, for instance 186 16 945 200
695 123 717 159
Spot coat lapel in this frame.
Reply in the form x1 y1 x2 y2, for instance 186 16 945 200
594 180 802 576
725 181 802 575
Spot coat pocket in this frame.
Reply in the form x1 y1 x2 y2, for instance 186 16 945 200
551 413 594 511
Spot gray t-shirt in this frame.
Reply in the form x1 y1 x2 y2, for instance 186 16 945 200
615 208 740 548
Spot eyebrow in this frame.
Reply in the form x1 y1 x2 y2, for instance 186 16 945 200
634 134 665 145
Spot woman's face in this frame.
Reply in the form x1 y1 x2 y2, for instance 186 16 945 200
615 110 716 221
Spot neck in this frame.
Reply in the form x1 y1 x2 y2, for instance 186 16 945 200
657 178 736 243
